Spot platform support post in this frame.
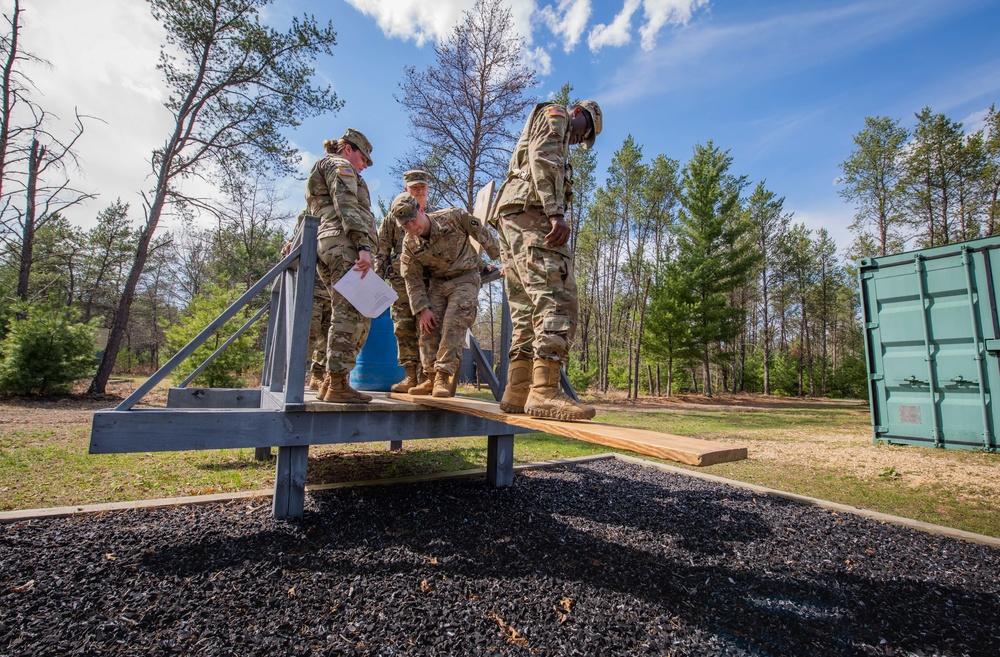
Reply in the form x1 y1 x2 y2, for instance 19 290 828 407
487 434 514 487
273 445 309 519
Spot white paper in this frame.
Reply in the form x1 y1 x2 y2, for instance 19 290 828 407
332 267 398 318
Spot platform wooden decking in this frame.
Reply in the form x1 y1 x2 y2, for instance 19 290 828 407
387 393 748 466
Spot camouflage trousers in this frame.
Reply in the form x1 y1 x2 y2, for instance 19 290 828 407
317 236 371 374
420 272 480 376
309 273 332 376
498 207 578 363
387 274 419 366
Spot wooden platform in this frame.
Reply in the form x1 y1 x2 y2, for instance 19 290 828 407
387 393 748 466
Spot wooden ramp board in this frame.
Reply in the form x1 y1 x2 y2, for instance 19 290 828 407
388 393 748 466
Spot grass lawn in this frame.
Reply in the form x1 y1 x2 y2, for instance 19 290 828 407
2 385 999 538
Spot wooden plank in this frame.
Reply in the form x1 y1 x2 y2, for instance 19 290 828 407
469 181 496 255
387 393 748 466
472 180 495 221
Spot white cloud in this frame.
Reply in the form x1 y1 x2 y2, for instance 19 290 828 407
539 0 592 52
524 46 553 76
588 0 706 52
588 0 641 51
343 0 472 46
638 0 709 51
344 0 541 48
5 0 172 227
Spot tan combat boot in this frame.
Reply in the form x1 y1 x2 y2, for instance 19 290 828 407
320 373 372 404
407 370 435 395
308 371 325 391
432 370 458 398
524 359 595 421
499 359 531 414
318 372 332 399
391 362 419 393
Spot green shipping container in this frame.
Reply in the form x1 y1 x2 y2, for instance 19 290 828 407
859 236 1000 452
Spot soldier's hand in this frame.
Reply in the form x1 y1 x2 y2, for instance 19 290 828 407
419 308 437 333
354 249 372 278
545 214 571 248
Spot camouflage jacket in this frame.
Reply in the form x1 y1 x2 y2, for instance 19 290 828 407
401 208 502 315
305 155 377 250
492 102 573 220
374 204 438 281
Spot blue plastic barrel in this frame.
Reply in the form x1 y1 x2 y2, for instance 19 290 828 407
350 308 405 391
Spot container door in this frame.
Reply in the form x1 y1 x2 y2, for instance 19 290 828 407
864 252 993 448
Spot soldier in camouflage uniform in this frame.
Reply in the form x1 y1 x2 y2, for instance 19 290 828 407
305 128 379 404
390 193 501 398
491 100 602 420
374 170 437 393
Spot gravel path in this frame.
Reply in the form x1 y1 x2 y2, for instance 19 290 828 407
2 459 998 656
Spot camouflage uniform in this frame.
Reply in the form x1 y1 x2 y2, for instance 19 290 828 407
400 206 501 376
305 153 378 375
375 200 437 368
492 102 580 363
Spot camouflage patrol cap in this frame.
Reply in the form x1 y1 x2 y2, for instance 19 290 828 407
390 192 420 226
403 169 430 187
342 128 373 166
575 100 602 149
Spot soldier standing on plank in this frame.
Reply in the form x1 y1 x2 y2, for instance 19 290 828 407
375 170 438 394
390 192 501 398
491 99 602 420
306 128 379 404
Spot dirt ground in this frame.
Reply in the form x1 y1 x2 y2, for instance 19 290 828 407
2 381 998 506
589 390 1000 505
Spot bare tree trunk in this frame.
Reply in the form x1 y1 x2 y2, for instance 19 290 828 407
16 138 43 301
703 344 712 397
89 191 165 393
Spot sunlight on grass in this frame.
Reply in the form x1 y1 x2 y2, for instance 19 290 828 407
1 395 998 538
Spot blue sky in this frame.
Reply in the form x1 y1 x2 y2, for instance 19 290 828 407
12 0 1000 255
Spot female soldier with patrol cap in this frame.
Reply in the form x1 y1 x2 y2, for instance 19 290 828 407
305 128 378 404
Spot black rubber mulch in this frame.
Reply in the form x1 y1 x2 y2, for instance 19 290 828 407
1 458 998 656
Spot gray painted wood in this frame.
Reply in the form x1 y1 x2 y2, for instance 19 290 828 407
387 440 403 451
90 408 531 453
267 279 288 394
116 245 303 411
273 445 309 519
468 334 501 399
179 305 269 388
283 216 318 405
560 367 581 402
166 388 262 409
499 288 512 391
254 447 273 461
487 434 515 487
261 287 280 388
